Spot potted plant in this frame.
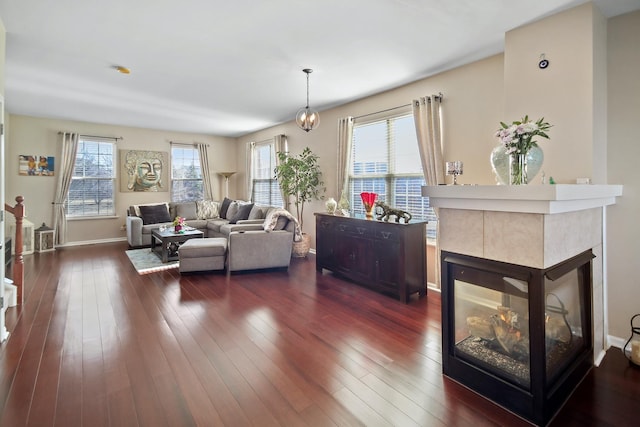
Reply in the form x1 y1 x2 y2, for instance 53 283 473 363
274 147 324 257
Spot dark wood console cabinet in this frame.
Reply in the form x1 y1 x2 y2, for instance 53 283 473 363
315 213 427 303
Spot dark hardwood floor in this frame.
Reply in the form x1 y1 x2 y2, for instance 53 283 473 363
1 242 638 426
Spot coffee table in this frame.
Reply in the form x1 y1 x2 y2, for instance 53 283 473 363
151 228 204 263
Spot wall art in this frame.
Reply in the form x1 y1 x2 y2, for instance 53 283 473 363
19 155 55 176
120 149 168 192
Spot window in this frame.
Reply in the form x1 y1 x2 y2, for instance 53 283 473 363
66 138 115 217
171 145 203 202
251 141 284 207
348 113 437 236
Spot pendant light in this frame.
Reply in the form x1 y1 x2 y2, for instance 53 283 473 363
296 68 320 132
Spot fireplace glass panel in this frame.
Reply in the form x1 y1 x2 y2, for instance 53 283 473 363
454 278 531 389
544 267 586 383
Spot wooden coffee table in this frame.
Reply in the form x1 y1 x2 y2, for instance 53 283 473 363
151 228 204 263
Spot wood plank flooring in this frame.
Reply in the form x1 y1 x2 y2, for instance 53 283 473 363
1 242 638 426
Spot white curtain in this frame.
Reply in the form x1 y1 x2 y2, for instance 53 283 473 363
53 132 79 245
197 143 214 200
413 95 445 186
247 141 256 201
413 95 444 289
336 117 354 203
273 134 288 209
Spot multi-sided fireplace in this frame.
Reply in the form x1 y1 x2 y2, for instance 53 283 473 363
422 185 622 425
442 249 594 426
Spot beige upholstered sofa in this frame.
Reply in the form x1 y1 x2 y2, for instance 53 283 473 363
126 198 296 271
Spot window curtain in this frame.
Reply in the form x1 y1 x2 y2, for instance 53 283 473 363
413 95 444 288
273 134 288 209
336 117 354 205
53 132 79 245
413 96 444 186
197 143 214 200
247 141 256 201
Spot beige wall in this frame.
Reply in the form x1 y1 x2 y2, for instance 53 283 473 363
236 54 505 241
5 115 237 244
606 10 640 339
504 2 607 184
0 18 5 98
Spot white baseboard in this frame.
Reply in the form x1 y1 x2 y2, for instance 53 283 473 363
57 237 127 248
608 334 627 350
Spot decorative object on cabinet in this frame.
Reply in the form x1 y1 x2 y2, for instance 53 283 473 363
325 197 337 215
315 213 426 303
360 192 377 219
34 223 55 253
374 200 412 223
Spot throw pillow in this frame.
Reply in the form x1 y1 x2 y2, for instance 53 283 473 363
228 203 254 224
196 200 219 219
139 204 171 225
132 202 168 218
226 201 239 220
248 205 267 220
219 197 232 219
274 216 289 230
175 202 197 220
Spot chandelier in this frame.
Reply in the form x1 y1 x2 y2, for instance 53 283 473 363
295 68 320 132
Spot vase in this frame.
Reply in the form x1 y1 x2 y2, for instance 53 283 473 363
174 225 182 233
360 192 378 219
509 153 528 185
325 197 337 215
490 145 544 185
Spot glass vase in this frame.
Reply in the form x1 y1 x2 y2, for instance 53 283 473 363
491 145 544 185
509 153 528 185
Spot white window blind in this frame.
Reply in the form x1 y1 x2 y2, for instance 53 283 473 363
66 138 115 217
349 114 436 236
171 145 203 202
251 142 284 207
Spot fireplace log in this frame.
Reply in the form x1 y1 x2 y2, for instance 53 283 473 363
467 316 495 340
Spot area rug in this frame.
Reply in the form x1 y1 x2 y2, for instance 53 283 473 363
125 248 179 275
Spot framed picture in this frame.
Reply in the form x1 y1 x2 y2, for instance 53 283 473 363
19 155 55 176
120 150 169 192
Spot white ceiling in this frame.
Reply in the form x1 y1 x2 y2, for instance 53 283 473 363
1 0 638 137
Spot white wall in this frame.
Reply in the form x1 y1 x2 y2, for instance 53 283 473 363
5 115 237 244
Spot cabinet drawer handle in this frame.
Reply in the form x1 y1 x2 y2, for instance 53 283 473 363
381 231 391 239
357 227 366 235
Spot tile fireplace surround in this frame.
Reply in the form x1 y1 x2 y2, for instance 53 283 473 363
422 184 622 363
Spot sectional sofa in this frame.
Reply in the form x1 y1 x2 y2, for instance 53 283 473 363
126 198 297 271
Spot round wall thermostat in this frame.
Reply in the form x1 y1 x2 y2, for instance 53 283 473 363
539 59 549 69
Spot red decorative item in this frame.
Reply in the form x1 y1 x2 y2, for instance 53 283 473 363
360 192 378 219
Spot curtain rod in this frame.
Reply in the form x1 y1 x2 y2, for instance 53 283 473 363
57 132 122 140
354 92 444 120
170 141 210 147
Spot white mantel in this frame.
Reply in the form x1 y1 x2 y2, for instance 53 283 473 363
422 184 623 214
424 183 623 365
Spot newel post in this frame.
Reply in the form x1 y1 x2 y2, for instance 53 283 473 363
5 196 25 304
